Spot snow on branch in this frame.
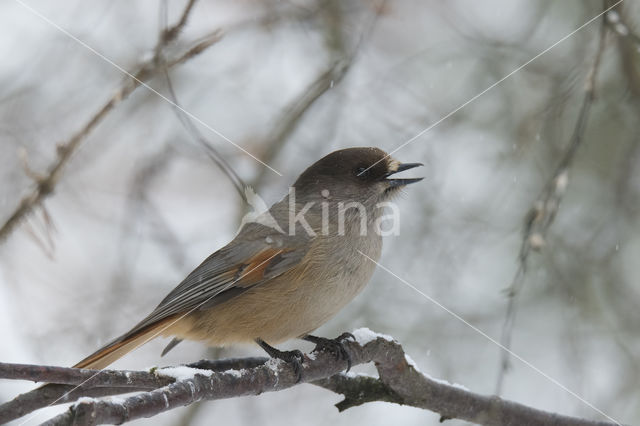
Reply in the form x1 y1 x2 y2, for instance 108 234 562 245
0 329 619 426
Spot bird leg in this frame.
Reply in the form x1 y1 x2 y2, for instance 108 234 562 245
303 332 355 372
255 338 305 382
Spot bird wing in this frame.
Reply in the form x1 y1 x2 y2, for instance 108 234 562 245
73 222 310 369
128 222 310 335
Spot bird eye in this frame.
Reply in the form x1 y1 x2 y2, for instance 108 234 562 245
355 166 370 179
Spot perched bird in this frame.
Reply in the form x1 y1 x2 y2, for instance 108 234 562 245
73 147 422 373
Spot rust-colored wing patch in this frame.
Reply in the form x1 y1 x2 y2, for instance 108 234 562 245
235 248 286 287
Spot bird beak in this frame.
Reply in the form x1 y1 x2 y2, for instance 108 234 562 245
385 162 424 187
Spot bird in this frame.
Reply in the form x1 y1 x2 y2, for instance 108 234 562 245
72 147 423 373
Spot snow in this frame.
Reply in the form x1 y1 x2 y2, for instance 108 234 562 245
225 369 244 378
108 396 126 404
157 366 214 381
163 394 169 408
344 371 375 379
340 348 466 391
265 358 281 386
404 354 422 373
352 328 394 345
75 397 96 405
265 357 283 371
423 373 469 391
404 353 468 390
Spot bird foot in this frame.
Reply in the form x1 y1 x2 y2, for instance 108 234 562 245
256 339 305 382
304 332 355 372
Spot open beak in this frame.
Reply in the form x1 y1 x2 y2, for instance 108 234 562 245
385 162 424 187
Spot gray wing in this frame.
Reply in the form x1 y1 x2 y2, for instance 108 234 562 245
128 222 310 336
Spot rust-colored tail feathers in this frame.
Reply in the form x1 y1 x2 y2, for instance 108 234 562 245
73 316 177 370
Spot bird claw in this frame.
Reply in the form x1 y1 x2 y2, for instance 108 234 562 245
277 349 304 383
304 332 355 372
256 339 305 382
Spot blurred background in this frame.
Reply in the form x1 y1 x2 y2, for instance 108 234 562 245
1 0 639 424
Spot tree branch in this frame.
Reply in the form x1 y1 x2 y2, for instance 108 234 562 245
605 1 640 96
496 4 610 394
0 0 216 244
249 0 386 191
313 372 403 411
0 330 620 426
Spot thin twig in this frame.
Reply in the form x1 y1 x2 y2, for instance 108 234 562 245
495 7 609 394
157 0 249 209
0 0 210 244
162 64 248 203
250 60 352 190
159 0 198 48
0 363 172 388
605 1 640 96
250 1 386 190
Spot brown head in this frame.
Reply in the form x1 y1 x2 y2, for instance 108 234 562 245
293 147 423 203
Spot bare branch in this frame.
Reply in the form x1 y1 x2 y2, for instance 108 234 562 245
250 59 353 190
605 2 640 95
0 363 170 388
250 1 386 190
0 0 214 244
0 357 271 421
0 384 157 423
496 6 610 393
156 0 248 207
0 331 619 426
163 31 223 69
313 373 403 411
161 59 248 204
158 0 198 48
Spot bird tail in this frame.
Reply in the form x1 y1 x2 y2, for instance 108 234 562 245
73 316 177 369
